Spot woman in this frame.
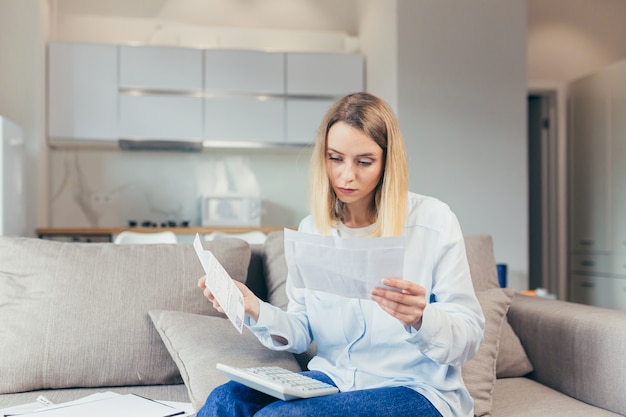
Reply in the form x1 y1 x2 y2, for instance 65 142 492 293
198 92 485 417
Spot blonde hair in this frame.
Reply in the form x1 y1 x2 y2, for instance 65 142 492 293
309 92 408 237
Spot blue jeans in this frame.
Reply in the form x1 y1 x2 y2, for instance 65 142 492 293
196 371 442 417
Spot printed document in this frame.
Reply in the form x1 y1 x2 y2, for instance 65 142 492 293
193 234 245 333
284 229 406 299
2 392 187 417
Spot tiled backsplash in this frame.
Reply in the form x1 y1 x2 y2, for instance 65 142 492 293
49 148 311 228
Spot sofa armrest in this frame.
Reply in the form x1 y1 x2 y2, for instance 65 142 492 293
507 295 626 416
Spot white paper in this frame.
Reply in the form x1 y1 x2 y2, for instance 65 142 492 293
284 229 406 299
193 233 245 333
1 402 42 416
2 393 194 417
3 393 184 417
3 392 119 416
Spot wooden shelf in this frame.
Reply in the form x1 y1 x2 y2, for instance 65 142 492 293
36 226 287 239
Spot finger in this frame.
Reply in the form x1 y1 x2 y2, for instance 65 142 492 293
372 286 415 306
381 278 425 296
203 287 215 301
371 287 427 315
197 275 207 289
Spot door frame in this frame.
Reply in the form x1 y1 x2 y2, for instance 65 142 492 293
527 81 568 300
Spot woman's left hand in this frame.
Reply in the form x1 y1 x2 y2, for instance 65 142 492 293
370 278 427 330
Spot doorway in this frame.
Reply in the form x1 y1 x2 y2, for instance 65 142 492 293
527 88 567 299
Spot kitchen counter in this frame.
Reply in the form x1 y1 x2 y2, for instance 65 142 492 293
36 227 288 242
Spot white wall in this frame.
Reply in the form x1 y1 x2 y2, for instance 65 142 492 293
358 0 398 112
0 0 49 236
397 0 528 290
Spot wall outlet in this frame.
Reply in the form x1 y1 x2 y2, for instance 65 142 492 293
91 192 112 206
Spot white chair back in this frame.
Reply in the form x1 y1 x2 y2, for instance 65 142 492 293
204 231 267 244
113 231 178 245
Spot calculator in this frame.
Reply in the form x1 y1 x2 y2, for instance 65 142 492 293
216 363 339 401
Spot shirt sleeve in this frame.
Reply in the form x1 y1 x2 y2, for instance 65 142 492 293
245 218 315 353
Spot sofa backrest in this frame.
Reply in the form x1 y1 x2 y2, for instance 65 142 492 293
0 237 251 394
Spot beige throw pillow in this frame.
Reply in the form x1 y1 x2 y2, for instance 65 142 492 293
464 235 533 378
0 237 250 394
496 316 533 378
462 288 515 417
149 310 302 411
262 230 289 310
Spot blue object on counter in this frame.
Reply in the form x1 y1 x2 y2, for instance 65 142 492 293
496 263 507 288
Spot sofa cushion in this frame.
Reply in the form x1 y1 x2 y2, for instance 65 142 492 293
149 310 302 411
0 236 250 394
462 288 514 417
492 377 623 417
262 230 289 310
464 235 533 379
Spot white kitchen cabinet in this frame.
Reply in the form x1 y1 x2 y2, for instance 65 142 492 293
119 45 203 91
119 95 203 140
569 274 615 309
286 52 364 96
48 42 118 141
608 61 626 255
612 253 626 277
47 42 364 147
570 253 612 275
568 72 611 253
613 278 626 310
568 58 626 311
118 45 204 141
286 98 335 144
204 97 284 143
204 50 284 94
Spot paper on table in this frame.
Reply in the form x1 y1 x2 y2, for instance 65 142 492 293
193 233 245 333
284 228 406 299
3 392 119 416
4 393 184 417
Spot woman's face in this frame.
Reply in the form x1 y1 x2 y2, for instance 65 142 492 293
326 121 384 215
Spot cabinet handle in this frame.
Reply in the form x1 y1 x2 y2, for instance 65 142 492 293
581 282 595 288
580 260 595 267
579 240 594 246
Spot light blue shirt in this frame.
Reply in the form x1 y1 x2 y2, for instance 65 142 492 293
247 192 485 417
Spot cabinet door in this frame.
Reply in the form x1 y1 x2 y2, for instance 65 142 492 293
286 98 335 144
119 45 203 91
569 274 615 308
286 53 364 96
119 95 203 140
570 253 612 275
204 50 284 94
204 97 284 143
613 278 626 310
569 72 611 252
48 42 118 140
608 62 626 254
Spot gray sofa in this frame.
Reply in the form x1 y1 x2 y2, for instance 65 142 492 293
0 232 624 417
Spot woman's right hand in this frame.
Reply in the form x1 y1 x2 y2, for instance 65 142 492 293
197 276 261 322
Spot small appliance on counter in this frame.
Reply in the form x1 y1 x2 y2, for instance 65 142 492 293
200 194 261 227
